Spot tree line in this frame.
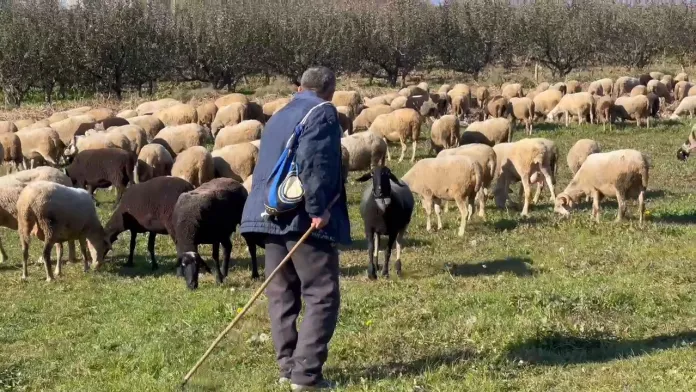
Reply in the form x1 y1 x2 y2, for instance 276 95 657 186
0 0 695 106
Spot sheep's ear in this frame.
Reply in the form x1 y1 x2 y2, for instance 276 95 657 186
355 172 372 183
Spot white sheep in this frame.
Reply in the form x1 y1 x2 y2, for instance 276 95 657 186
117 109 138 119
546 92 594 126
501 83 523 99
369 108 422 163
429 115 460 154
613 76 640 98
134 144 174 183
532 89 563 119
353 105 394 133
211 142 258 181
197 102 218 128
340 131 387 172
171 146 214 188
211 103 246 136
214 120 263 150
16 127 62 168
461 117 512 146
156 103 198 127
614 95 651 127
136 98 181 116
127 115 165 141
215 93 249 108
507 97 535 135
152 124 209 158
669 96 696 119
332 91 362 115
567 139 601 175
106 124 148 155
0 121 18 134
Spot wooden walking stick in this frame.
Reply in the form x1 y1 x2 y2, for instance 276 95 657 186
181 225 316 388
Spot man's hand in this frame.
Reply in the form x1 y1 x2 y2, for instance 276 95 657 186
311 210 331 229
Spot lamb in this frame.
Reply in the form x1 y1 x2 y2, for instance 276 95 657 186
352 105 393 133
215 93 249 108
51 115 96 145
66 148 136 203
134 144 174 183
211 103 246 136
487 95 508 118
533 89 564 119
461 117 513 146
566 80 582 94
402 156 483 236
613 76 640 98
630 85 648 96
16 127 62 168
171 146 214 188
429 115 460 154
136 98 181 115
0 121 18 134
675 81 692 101
196 102 218 128
214 120 263 150
173 178 258 289
555 149 649 225
613 95 651 127
211 142 258 181
594 95 614 131
105 176 194 269
156 103 198 127
507 97 535 135
546 92 594 126
669 96 696 119
105 124 148 155
17 181 111 281
356 166 414 279
332 91 362 115
117 109 138 119
151 124 209 158
340 131 387 172
127 115 165 141
369 108 422 162
567 139 601 175
501 83 523 99
336 106 354 135
262 97 292 119
0 132 23 170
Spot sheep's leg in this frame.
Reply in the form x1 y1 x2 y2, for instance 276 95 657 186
0 236 7 264
646 115 650 129
411 140 417 163
384 138 391 161
443 201 449 213
533 180 544 204
591 190 602 223
54 243 63 277
434 200 443 230
221 237 233 279
520 176 532 217
42 242 54 282
398 139 407 162
79 238 91 272
423 196 434 232
466 194 475 222
147 232 158 270
540 166 556 201
476 189 486 220
615 192 626 222
67 240 76 263
394 230 404 277
455 197 468 237
366 230 377 280
382 233 397 278
638 189 645 227
565 112 569 127
21 236 30 280
126 230 137 267
212 243 224 284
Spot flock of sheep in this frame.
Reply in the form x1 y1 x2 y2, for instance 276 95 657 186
0 69 690 285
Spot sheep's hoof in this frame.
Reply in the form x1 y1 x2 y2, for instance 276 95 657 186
21 274 27 280
45 277 53 283
457 229 465 237
395 260 402 277
367 273 377 280
367 264 376 280
251 274 260 281
176 266 183 277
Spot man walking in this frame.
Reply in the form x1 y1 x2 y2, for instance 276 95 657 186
240 66 350 391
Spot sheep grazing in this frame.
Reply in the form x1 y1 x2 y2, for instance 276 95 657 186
447 85 472 118
214 120 263 150
47 112 69 124
128 115 165 141
85 108 115 123
196 102 218 128
430 115 460 154
356 166 414 279
613 76 640 98
646 80 672 105
64 130 132 162
661 75 675 91
171 146 214 188
211 103 246 136
487 95 508 118
638 73 652 87
550 82 567 95
156 103 198 127
152 124 208 158
532 89 563 119
675 81 692 101
402 156 483 236
555 149 649 225
211 142 258 181
340 131 387 172
669 96 696 119
364 94 398 108
134 144 174 183
173 178 257 289
546 92 594 126
117 109 138 119
369 108 422 163
0 132 23 170
17 181 111 281
106 124 148 155
14 119 34 130
353 105 394 133
588 80 605 96
594 95 614 131
65 148 136 203
335 106 353 135
507 97 535 135
0 121 18 134
64 106 92 116
461 117 512 146
567 139 601 175
614 95 651 128
475 86 490 109
675 72 689 83
332 90 362 116
105 176 194 269
535 82 551 93
16 127 62 168
215 93 249 108
649 71 664 81
566 80 582 94
631 85 648 96
501 83 523 99
136 98 181 116
262 97 292 119
51 115 96 145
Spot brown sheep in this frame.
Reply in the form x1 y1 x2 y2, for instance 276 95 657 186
196 102 218 128
211 143 258 181
487 95 508 118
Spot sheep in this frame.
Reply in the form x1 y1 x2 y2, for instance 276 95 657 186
646 79 672 105
535 82 550 92
214 120 263 150
429 115 460 154
17 181 111 281
353 105 394 133
402 156 483 236
64 131 132 161
661 75 675 91
507 97 535 135
106 124 148 155
64 106 92 116
171 146 214 188
196 102 218 128
85 108 115 123
587 80 604 96
105 176 194 269
215 93 249 108
399 86 428 98
0 121 18 134
151 124 208 158
98 116 130 131
211 103 246 136
336 106 354 135
16 128 62 168
675 72 689 83
262 97 292 119
27 120 50 129
14 119 34 130
461 117 513 146
675 81 692 101
242 175 253 193
614 76 640 98
0 132 23 170
117 109 138 119
613 95 651 127
567 139 601 175
173 178 258 289
364 95 396 107
501 83 523 99
369 108 422 163
134 144 174 184
448 92 470 120
389 96 407 110
550 82 567 95
156 103 198 127
417 82 429 92
127 115 165 141
533 89 564 119
649 71 664 80
546 92 594 126
47 112 69 124
136 98 181 116
475 86 490 109
51 115 96 145
340 131 387 172
245 101 266 123
493 138 556 217
332 91 362 115
566 80 582 94
669 96 696 119
65 148 136 203
638 73 652 87
487 95 508 118
594 95 614 131
554 149 649 225
647 92 660 118
211 142 258 181
355 166 414 279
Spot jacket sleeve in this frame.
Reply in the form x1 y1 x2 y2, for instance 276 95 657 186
296 104 342 218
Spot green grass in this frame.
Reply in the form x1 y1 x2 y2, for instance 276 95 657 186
3 120 696 392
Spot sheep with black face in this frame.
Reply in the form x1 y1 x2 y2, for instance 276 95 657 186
357 166 414 280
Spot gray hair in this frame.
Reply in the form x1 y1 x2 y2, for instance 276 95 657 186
300 67 336 95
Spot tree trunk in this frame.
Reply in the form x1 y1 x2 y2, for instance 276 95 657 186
137 83 144 98
3 85 24 108
44 82 54 104
386 71 398 87
148 80 154 95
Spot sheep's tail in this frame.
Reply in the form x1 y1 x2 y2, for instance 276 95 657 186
17 195 36 242
133 160 140 184
641 153 650 189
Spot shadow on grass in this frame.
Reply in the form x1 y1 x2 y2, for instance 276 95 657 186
340 264 367 277
109 254 178 278
446 257 535 277
345 237 431 252
493 216 547 232
655 210 696 225
329 348 478 384
506 330 696 365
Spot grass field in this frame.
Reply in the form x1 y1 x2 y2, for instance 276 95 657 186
2 119 696 392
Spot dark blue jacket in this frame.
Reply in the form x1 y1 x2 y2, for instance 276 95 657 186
240 91 351 245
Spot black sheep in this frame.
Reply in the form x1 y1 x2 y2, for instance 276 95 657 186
105 176 194 269
357 166 414 280
172 178 258 290
65 148 136 204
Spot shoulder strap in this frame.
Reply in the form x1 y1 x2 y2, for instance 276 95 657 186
286 101 334 149
299 101 333 126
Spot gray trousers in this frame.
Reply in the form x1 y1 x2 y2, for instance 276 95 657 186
264 234 340 386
